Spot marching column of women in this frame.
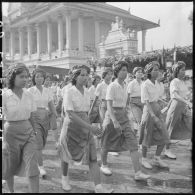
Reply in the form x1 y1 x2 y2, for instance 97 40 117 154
2 60 192 193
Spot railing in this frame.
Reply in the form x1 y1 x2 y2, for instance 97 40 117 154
9 49 96 63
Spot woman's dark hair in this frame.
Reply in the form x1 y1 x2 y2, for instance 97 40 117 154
172 61 186 78
71 65 90 86
7 63 29 90
133 67 143 78
92 75 101 85
32 68 46 85
113 61 128 78
144 61 160 80
102 67 113 79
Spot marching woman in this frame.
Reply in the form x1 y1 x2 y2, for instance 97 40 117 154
155 71 167 110
139 61 170 169
164 61 192 159
58 65 113 193
28 69 58 177
2 63 39 193
126 67 144 137
88 75 101 124
89 68 113 127
89 68 119 157
101 61 150 180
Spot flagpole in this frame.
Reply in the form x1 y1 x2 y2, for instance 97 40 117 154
173 44 177 64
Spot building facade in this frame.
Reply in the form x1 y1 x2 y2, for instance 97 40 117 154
3 3 159 69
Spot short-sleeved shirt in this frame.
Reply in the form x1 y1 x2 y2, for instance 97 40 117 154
106 79 127 108
64 86 90 112
127 79 142 97
95 81 109 100
170 78 189 100
3 89 36 121
28 86 53 109
155 80 165 99
141 79 159 103
88 85 96 101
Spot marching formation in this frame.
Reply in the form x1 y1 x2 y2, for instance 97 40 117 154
2 60 192 193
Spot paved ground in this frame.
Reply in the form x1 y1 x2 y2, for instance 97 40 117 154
2 130 192 193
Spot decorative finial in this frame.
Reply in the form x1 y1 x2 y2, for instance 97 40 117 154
128 6 131 14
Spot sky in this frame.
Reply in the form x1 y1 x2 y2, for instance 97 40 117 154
2 2 193 52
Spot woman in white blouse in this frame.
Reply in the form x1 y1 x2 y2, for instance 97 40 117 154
2 63 39 193
140 61 170 170
89 68 113 126
164 61 192 159
28 69 57 177
58 65 113 193
101 61 150 180
126 67 143 136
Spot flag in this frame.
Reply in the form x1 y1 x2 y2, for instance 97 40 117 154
173 44 177 63
161 46 165 67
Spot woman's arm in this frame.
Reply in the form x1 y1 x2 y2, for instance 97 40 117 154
173 91 192 107
67 110 93 134
145 100 157 118
48 101 58 117
126 93 131 107
107 100 122 131
88 96 98 115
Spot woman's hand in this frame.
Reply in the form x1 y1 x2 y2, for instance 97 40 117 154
91 125 103 137
151 114 160 123
113 120 122 133
88 109 92 117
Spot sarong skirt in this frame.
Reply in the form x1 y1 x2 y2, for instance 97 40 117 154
166 99 192 140
31 109 50 150
59 112 97 164
101 108 138 152
139 102 170 147
127 97 143 131
2 120 39 179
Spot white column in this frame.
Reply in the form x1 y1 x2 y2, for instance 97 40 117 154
10 29 15 59
94 19 100 56
36 23 41 57
27 25 33 57
78 14 84 52
19 28 24 59
65 12 71 50
142 30 146 52
47 20 52 55
58 14 64 55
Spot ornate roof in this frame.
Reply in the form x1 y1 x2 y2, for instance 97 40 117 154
6 2 159 31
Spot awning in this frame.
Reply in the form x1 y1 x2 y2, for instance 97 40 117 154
37 65 69 75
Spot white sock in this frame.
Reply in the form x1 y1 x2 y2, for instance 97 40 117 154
62 175 68 180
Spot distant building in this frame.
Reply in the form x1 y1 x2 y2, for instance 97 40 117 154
3 3 159 69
